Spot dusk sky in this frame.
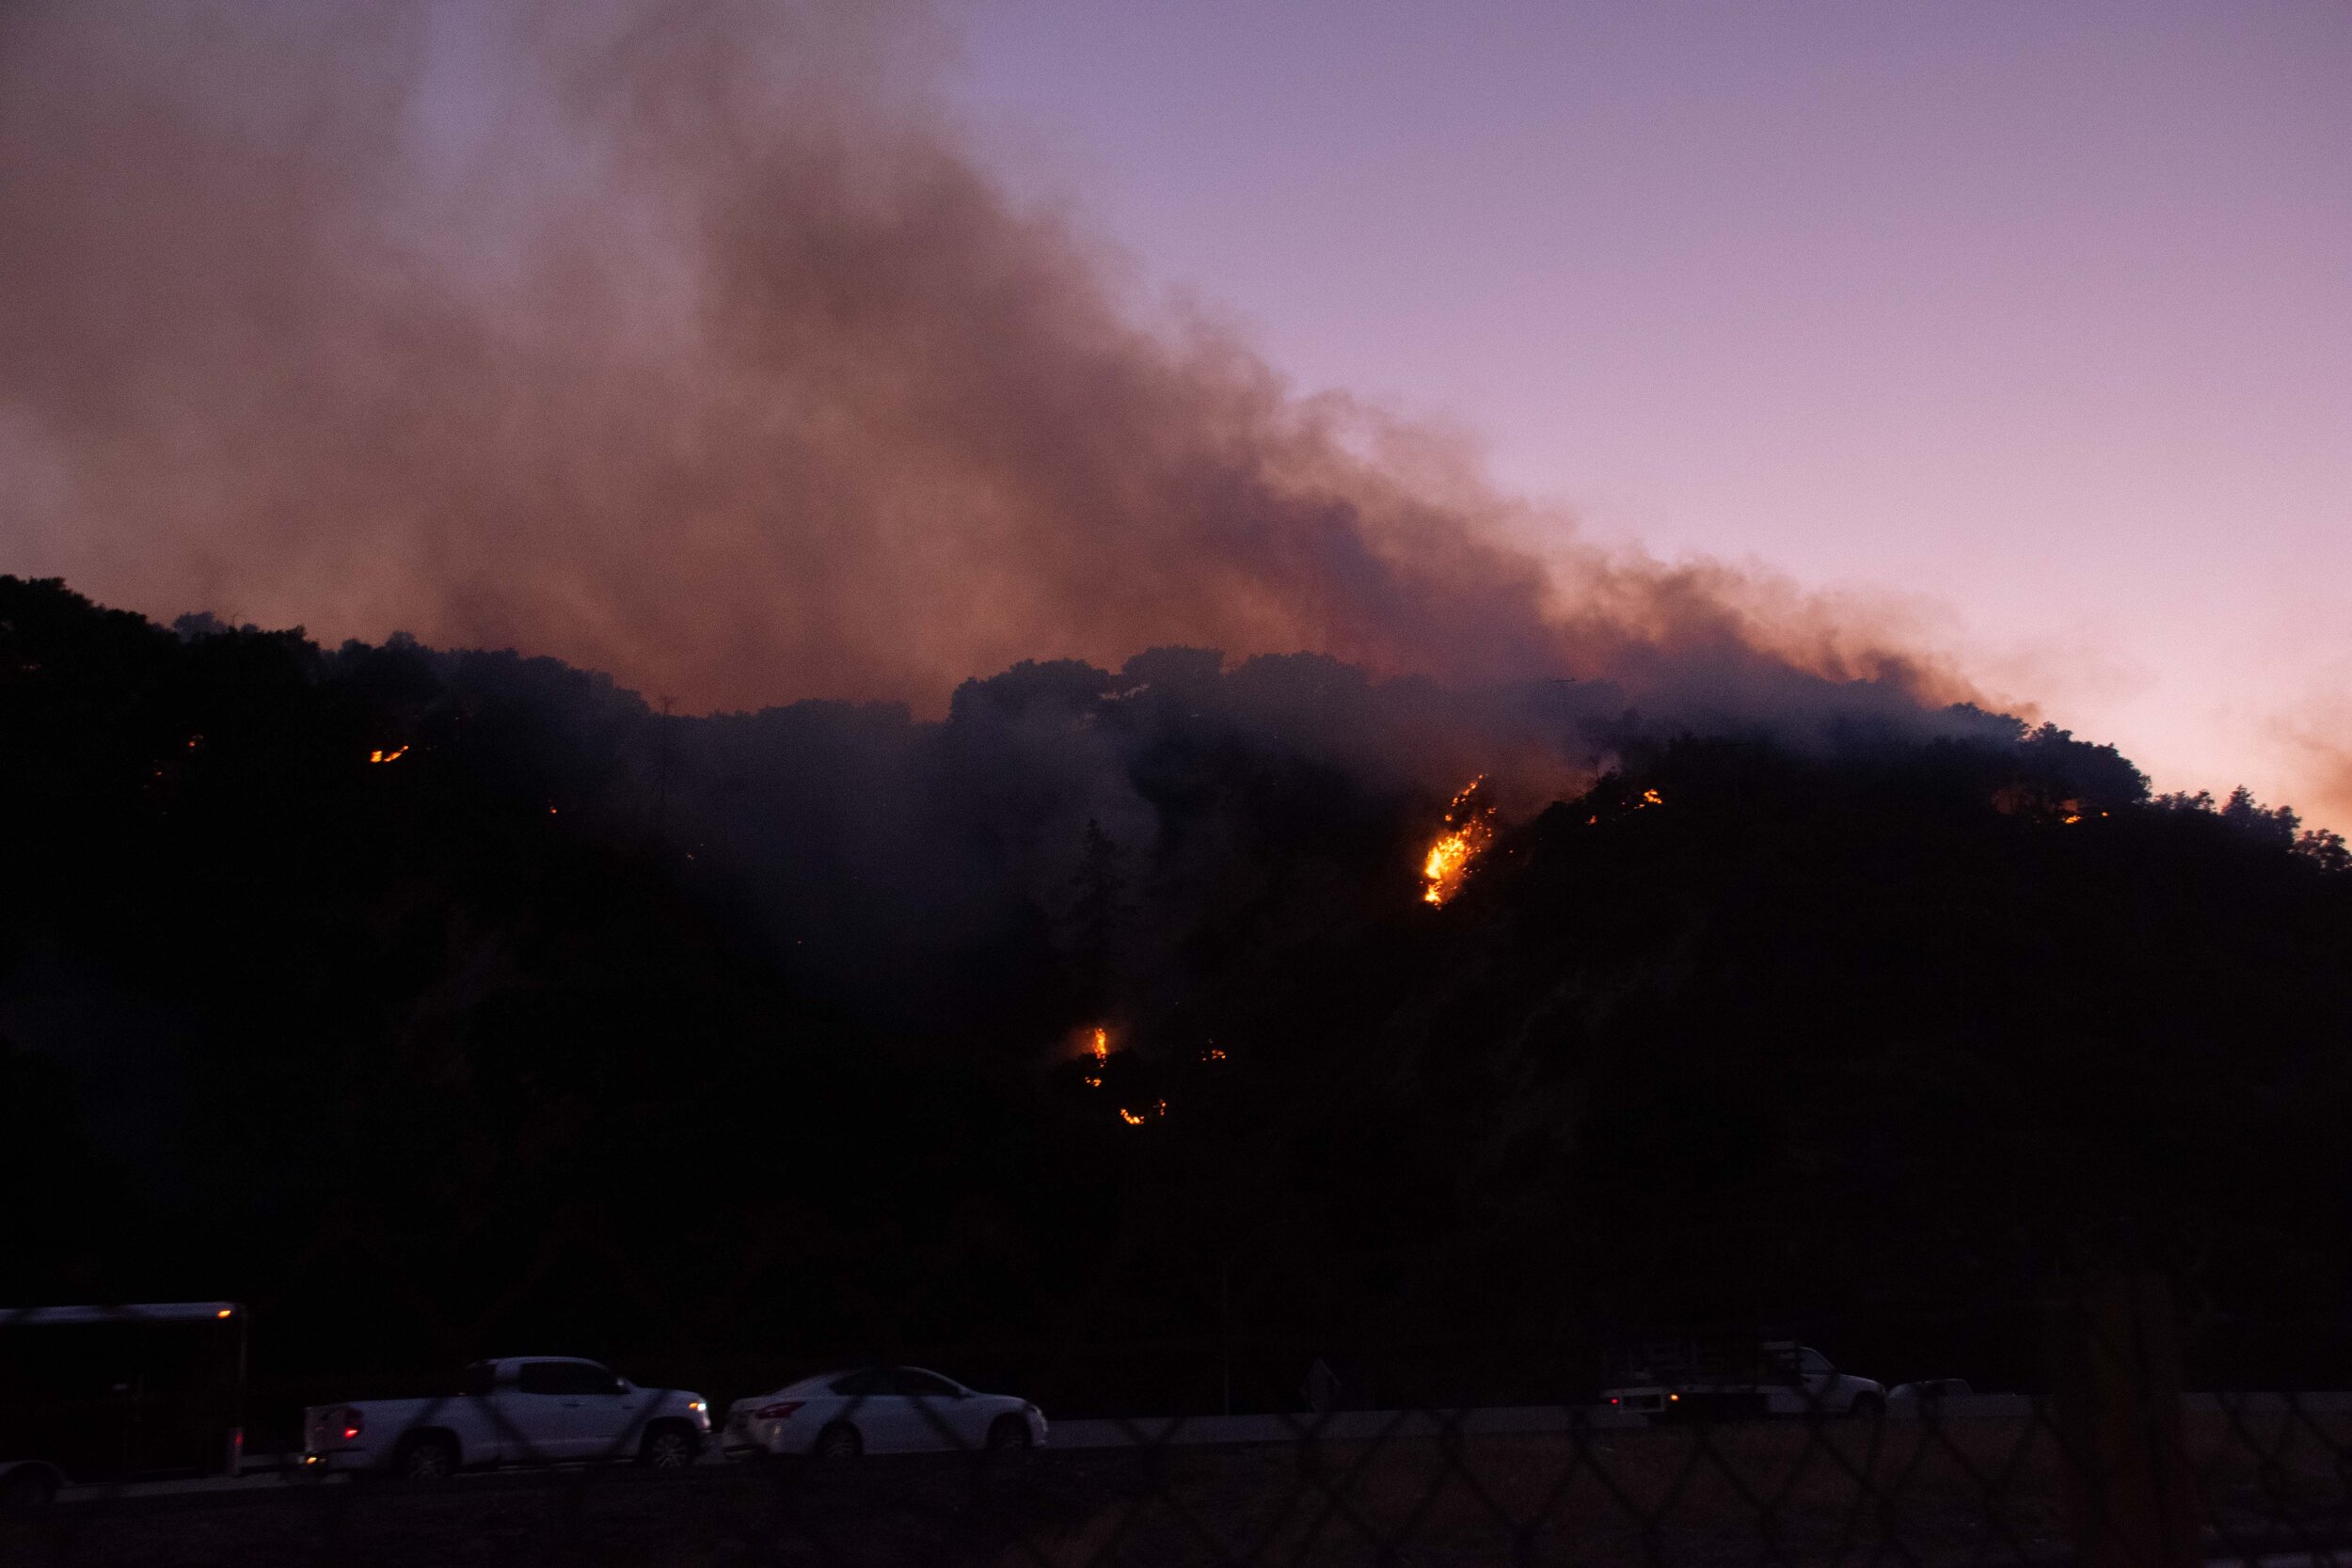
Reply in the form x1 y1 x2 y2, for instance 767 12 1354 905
3 0 2346 827
953 0 2352 826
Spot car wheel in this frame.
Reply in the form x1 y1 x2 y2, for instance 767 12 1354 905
815 1422 862 1461
986 1415 1032 1455
640 1423 699 1469
394 1434 458 1481
0 1466 58 1514
1848 1393 1883 1420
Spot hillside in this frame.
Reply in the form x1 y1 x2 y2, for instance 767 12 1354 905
4 575 2349 1405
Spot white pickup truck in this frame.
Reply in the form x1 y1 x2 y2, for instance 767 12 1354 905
304 1356 710 1479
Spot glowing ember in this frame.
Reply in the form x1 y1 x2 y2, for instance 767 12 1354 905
1421 776 1497 907
1119 1108 1145 1126
368 746 408 764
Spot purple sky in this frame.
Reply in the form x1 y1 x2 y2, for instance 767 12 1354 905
951 0 2352 825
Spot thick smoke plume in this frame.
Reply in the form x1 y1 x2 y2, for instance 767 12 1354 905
0 0 1968 727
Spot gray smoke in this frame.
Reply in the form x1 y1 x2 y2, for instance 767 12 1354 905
0 0 1971 730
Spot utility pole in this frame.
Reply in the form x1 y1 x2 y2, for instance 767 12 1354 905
654 695 673 839
2051 1269 2200 1568
1220 1257 1232 1417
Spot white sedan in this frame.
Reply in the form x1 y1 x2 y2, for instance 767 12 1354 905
721 1367 1045 1459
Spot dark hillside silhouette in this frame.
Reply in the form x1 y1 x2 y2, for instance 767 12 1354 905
4 575 2350 1418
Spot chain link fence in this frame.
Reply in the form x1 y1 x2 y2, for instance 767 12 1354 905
9 1265 2352 1567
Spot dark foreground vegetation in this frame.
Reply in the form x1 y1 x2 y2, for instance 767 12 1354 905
4 575 2351 1430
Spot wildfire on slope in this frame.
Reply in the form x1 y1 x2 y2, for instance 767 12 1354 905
1422 776 1498 907
1069 1026 1170 1125
1992 783 2105 826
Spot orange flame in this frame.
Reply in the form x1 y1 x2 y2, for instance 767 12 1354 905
368 746 408 764
1084 1025 1109 1087
1421 776 1497 907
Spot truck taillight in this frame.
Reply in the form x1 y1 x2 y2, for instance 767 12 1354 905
752 1401 804 1420
335 1408 364 1440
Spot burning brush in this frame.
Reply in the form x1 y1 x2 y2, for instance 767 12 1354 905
1422 776 1498 907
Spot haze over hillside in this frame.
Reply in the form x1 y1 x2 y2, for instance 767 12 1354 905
5 576 2347 1402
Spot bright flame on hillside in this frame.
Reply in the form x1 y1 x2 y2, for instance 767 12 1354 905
1084 1025 1109 1088
368 746 408 764
1422 776 1498 907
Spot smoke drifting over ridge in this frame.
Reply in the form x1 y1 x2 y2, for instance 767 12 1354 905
0 0 1964 723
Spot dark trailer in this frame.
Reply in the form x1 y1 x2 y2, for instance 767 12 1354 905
1 1302 246 1506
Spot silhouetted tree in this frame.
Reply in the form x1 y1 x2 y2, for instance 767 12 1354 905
1064 817 1131 1020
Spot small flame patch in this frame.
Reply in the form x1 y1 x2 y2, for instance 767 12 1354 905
1422 776 1498 907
